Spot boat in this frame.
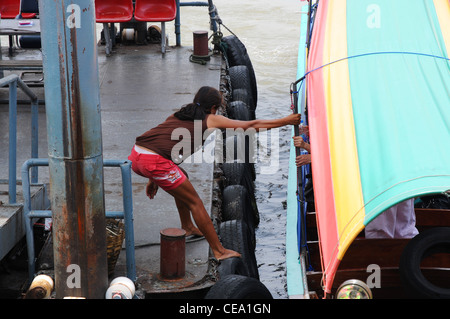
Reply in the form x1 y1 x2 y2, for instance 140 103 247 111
0 0 271 299
287 0 450 299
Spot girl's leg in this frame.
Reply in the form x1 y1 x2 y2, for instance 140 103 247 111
166 179 240 261
174 197 203 237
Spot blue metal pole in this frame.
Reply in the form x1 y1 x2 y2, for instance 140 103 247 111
8 81 17 204
39 0 108 298
175 0 181 46
207 0 218 33
103 159 136 281
30 100 38 183
21 158 50 283
120 161 136 281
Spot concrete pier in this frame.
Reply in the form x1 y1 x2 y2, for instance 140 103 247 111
0 30 223 297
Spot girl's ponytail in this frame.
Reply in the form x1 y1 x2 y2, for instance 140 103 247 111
174 86 222 121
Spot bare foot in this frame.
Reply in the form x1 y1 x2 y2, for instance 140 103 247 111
215 249 241 261
183 226 203 237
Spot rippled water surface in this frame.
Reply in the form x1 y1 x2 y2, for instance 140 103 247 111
170 0 305 298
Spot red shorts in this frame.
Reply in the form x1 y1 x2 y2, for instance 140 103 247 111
128 145 186 191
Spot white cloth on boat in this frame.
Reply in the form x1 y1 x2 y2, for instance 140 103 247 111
365 198 419 239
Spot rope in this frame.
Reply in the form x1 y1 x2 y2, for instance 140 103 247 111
292 50 450 90
210 4 237 38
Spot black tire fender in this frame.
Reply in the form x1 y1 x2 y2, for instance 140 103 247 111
223 184 258 229
232 88 255 112
222 185 253 220
399 227 450 298
222 160 255 187
228 65 255 109
227 100 253 121
219 220 259 279
221 35 258 107
223 135 256 169
205 274 272 299
228 65 251 91
216 257 247 278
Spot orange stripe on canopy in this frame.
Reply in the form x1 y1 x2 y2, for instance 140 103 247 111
306 0 339 292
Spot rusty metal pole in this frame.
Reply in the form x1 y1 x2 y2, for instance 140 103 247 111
39 0 108 298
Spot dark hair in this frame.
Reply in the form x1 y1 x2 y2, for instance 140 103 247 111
174 86 222 121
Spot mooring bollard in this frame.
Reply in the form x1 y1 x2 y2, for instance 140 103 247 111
193 31 209 57
160 228 186 280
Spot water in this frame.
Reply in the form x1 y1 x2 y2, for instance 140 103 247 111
169 0 305 298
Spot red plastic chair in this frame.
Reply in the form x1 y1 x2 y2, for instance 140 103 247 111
95 0 133 55
95 0 133 23
0 0 37 56
0 0 21 18
0 0 37 19
134 0 177 53
19 0 38 18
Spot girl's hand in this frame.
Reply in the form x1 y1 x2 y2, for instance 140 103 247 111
296 154 311 167
293 136 306 148
287 113 301 125
146 179 159 199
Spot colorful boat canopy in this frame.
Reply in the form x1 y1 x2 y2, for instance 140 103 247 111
305 0 450 294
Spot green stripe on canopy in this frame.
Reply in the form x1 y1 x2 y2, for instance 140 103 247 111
345 0 450 224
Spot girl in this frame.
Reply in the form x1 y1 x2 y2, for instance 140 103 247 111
128 86 300 261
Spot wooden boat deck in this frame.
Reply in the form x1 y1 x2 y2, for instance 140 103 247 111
303 208 450 298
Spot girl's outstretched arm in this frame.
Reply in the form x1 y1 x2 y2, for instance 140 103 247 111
207 113 300 131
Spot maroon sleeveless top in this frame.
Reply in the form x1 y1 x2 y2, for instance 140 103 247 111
135 114 210 164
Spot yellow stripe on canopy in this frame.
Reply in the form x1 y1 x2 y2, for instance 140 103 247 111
322 0 366 262
433 0 450 56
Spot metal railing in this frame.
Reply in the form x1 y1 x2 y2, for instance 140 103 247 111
175 0 219 46
1 74 39 204
22 158 136 284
